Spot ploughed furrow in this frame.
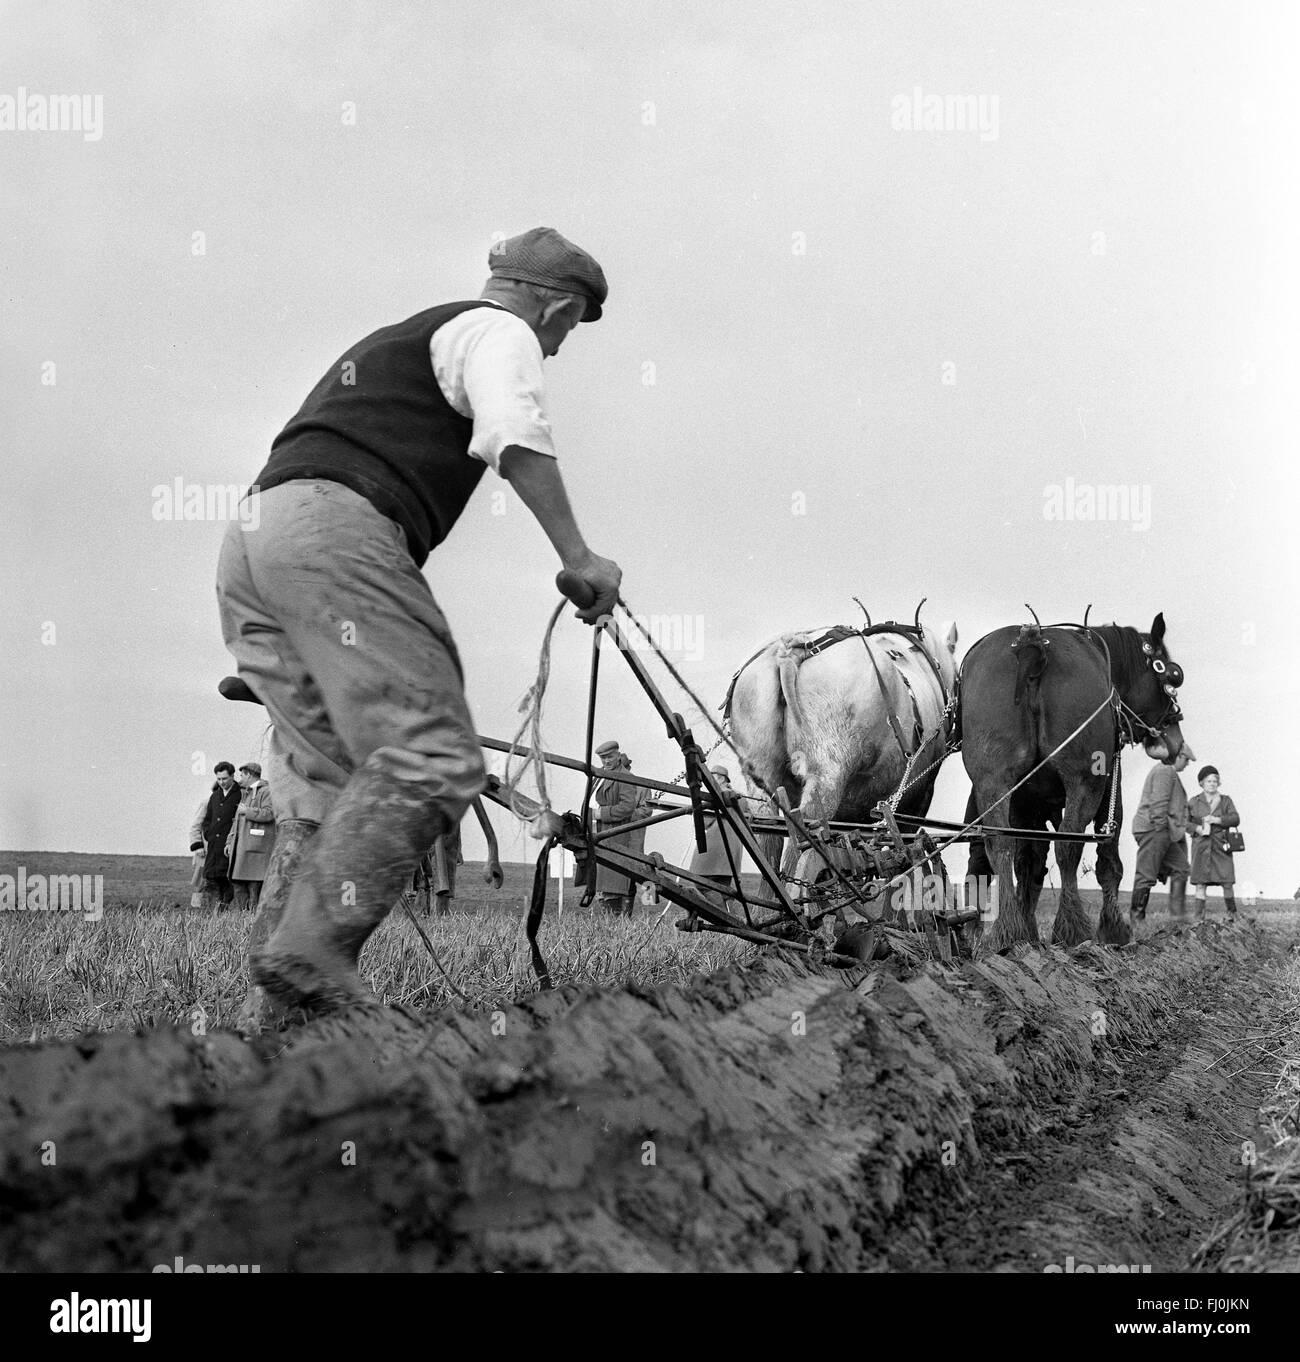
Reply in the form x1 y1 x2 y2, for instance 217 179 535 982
0 921 1290 1271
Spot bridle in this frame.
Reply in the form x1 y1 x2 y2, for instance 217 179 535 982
1110 633 1185 749
992 619 1185 750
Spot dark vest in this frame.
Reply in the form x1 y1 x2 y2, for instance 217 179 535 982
254 300 500 567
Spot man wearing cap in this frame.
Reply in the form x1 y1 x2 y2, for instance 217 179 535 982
217 226 622 1019
1129 741 1193 922
226 763 276 912
592 741 649 915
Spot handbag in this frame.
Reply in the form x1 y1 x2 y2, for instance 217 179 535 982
1217 827 1245 854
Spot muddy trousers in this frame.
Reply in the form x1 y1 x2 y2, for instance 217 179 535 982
217 480 486 1012
1131 829 1189 916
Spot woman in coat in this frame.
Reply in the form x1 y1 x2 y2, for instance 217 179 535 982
225 763 276 912
688 766 748 889
675 765 750 929
1187 765 1241 917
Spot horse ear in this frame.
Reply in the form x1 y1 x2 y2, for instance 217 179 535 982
942 621 958 654
1150 612 1166 648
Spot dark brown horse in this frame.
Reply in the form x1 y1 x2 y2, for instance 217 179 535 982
959 613 1185 950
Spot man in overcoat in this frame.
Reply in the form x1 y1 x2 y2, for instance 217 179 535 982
593 740 649 915
226 762 277 912
197 762 242 909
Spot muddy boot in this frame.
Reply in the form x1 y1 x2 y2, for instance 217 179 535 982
1130 885 1150 923
1168 874 1188 919
1194 894 1207 921
251 766 451 1016
236 819 320 1036
1224 890 1237 916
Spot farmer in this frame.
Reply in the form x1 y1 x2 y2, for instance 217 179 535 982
225 762 276 912
217 227 621 1020
592 740 649 915
1188 765 1242 918
1129 742 1193 921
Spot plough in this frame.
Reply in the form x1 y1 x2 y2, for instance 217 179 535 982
474 585 990 983
218 590 1125 987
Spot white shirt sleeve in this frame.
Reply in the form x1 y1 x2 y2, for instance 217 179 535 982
429 305 557 472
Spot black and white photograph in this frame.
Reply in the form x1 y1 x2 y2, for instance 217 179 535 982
1 0 1297 1317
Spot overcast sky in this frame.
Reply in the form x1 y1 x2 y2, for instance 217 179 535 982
3 0 1296 899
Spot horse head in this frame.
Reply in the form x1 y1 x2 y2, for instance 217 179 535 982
1115 612 1186 760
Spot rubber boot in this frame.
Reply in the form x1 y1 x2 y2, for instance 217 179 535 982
1194 893 1206 921
1168 874 1188 919
1224 889 1237 916
235 819 320 1036
251 765 452 1015
1130 885 1151 922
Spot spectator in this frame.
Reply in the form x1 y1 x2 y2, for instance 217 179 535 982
689 765 748 891
200 762 241 909
1129 743 1193 921
593 740 649 916
1188 765 1242 918
676 764 749 930
226 762 276 912
187 795 209 908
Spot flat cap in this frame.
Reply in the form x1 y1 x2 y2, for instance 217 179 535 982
239 761 262 777
489 227 607 322
1196 765 1219 783
596 740 621 756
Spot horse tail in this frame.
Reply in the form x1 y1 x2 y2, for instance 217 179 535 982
1012 624 1050 715
776 641 809 732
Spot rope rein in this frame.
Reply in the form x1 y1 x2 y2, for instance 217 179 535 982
500 598 566 820
500 595 1143 949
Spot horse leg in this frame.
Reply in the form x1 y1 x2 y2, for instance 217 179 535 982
1050 785 1099 947
783 758 849 880
1013 809 1051 936
977 788 1033 951
1094 784 1129 946
961 788 991 953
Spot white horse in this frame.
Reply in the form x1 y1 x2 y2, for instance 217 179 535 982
725 615 959 873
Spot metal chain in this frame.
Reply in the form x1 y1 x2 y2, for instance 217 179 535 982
668 731 728 785
1098 747 1122 837
887 688 962 809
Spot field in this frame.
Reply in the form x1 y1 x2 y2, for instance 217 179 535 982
2 850 1298 1274
0 850 758 1043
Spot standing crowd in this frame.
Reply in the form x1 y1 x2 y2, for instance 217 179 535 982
1131 745 1244 920
189 761 276 911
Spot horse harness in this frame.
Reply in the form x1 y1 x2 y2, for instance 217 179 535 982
722 616 957 765
1002 620 1186 836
